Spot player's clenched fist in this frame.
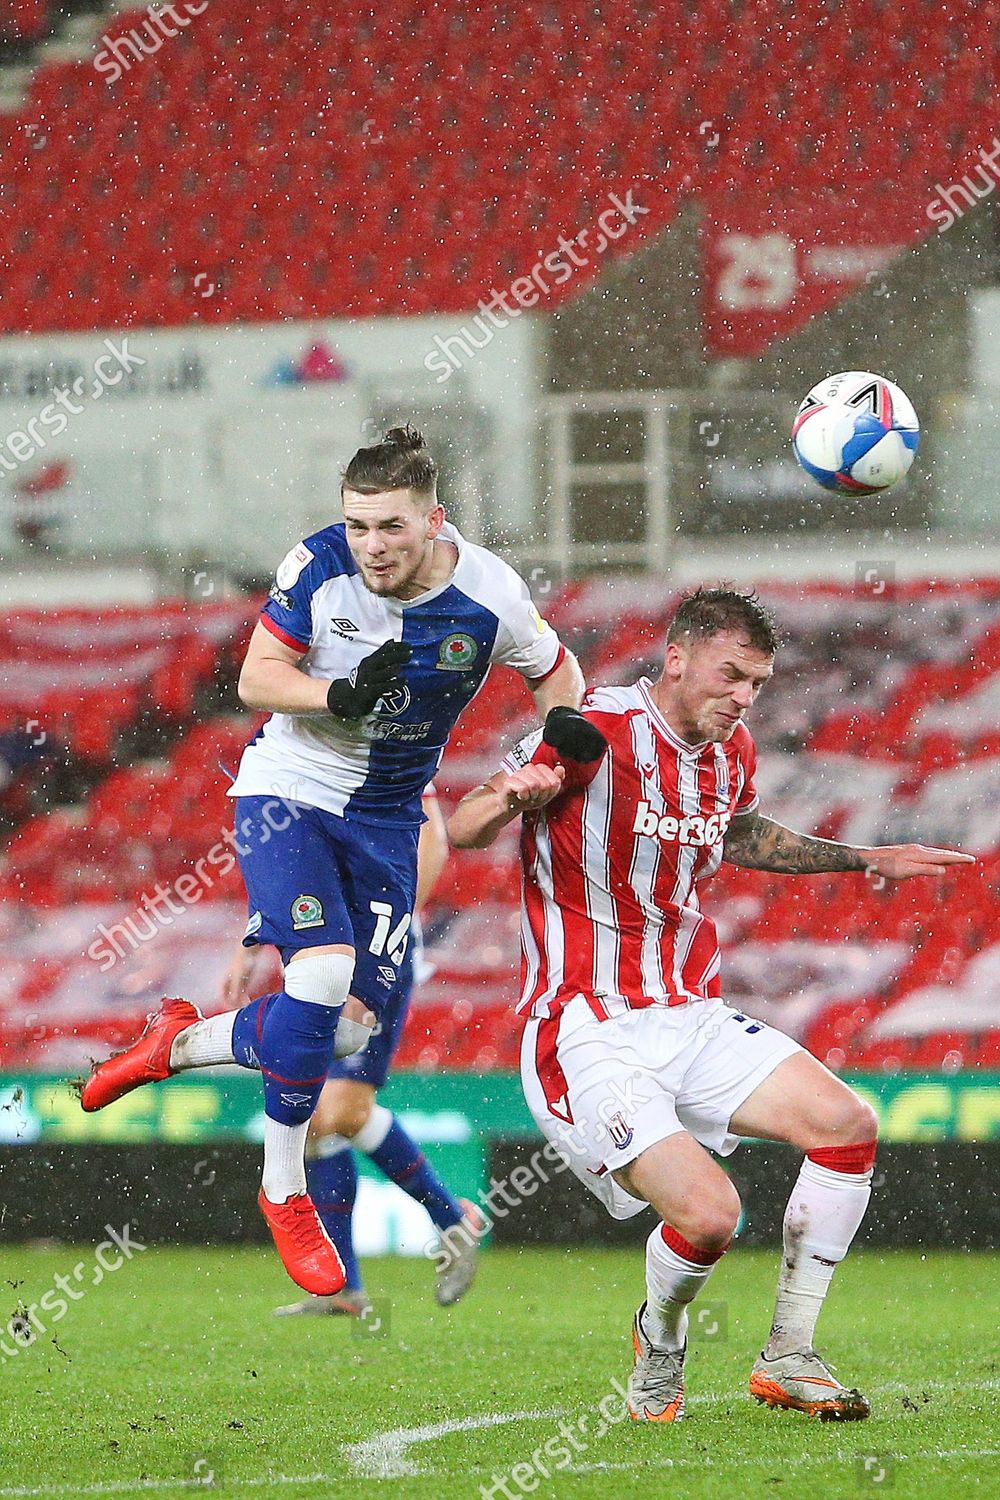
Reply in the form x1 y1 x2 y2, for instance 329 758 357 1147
500 763 566 812
326 640 412 718
543 706 607 763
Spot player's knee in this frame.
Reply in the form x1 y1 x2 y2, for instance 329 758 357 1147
845 1094 879 1144
283 950 354 1009
681 1177 741 1251
817 1087 879 1145
310 1082 373 1140
328 1095 373 1139
307 1090 335 1139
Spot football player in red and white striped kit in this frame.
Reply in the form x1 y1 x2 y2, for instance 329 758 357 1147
449 587 973 1424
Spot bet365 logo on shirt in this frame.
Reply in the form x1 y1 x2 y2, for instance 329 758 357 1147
632 801 732 846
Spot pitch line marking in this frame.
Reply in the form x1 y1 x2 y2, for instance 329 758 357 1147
341 1407 565 1478
4 1451 1000 1497
3 1451 1000 1497
2 1387 999 1497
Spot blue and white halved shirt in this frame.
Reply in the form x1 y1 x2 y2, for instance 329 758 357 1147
228 520 565 825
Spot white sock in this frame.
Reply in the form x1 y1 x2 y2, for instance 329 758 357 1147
168 1011 237 1070
310 1132 352 1161
643 1223 727 1352
261 1117 310 1202
352 1103 393 1155
766 1156 873 1358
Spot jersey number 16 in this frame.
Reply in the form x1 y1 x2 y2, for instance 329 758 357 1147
368 901 411 967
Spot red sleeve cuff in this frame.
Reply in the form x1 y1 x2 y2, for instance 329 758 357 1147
260 610 309 653
526 642 566 685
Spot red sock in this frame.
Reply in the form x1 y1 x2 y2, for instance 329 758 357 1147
807 1139 877 1175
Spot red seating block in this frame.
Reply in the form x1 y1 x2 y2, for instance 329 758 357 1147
0 0 994 331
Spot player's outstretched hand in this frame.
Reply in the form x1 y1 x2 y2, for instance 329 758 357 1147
220 944 257 1007
500 763 566 812
543 706 607 763
326 640 412 718
862 843 976 880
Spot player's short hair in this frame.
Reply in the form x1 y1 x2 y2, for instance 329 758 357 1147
666 585 781 656
342 425 438 503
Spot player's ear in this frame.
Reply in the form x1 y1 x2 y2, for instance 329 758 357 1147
425 502 445 538
663 639 686 679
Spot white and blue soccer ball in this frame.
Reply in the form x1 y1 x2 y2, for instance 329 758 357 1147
792 371 920 495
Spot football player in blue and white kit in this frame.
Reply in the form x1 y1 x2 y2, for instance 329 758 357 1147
82 425 592 1296
221 785 485 1314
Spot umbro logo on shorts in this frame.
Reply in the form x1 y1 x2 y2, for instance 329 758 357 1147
632 801 733 846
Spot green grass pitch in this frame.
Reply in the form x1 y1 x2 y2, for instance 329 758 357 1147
0 1245 996 1499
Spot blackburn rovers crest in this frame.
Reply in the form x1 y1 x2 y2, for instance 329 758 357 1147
436 632 478 670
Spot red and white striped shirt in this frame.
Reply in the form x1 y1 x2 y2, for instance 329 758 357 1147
502 679 759 1021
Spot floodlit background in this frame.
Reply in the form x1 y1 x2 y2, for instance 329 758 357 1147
0 1 997 1253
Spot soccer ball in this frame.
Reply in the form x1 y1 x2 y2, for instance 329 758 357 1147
792 371 920 495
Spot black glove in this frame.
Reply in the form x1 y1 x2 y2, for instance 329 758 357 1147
542 706 607 763
326 641 412 718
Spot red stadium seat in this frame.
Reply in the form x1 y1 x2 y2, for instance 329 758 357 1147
0 0 995 330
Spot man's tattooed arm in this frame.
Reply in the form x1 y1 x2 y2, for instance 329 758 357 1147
722 810 867 874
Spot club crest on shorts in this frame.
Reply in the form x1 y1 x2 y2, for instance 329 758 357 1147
436 632 478 670
291 894 324 930
606 1110 634 1150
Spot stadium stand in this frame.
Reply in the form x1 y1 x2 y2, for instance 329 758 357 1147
0 0 994 331
0 0 49 48
0 576 996 1076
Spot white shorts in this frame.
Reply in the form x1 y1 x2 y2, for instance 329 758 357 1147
520 994 803 1221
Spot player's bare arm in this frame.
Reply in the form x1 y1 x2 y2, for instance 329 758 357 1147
237 622 332 714
447 764 566 849
238 620 409 720
723 808 975 878
220 943 260 1007
415 791 450 907
527 650 585 717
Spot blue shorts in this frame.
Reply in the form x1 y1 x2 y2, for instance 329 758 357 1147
235 796 419 1020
